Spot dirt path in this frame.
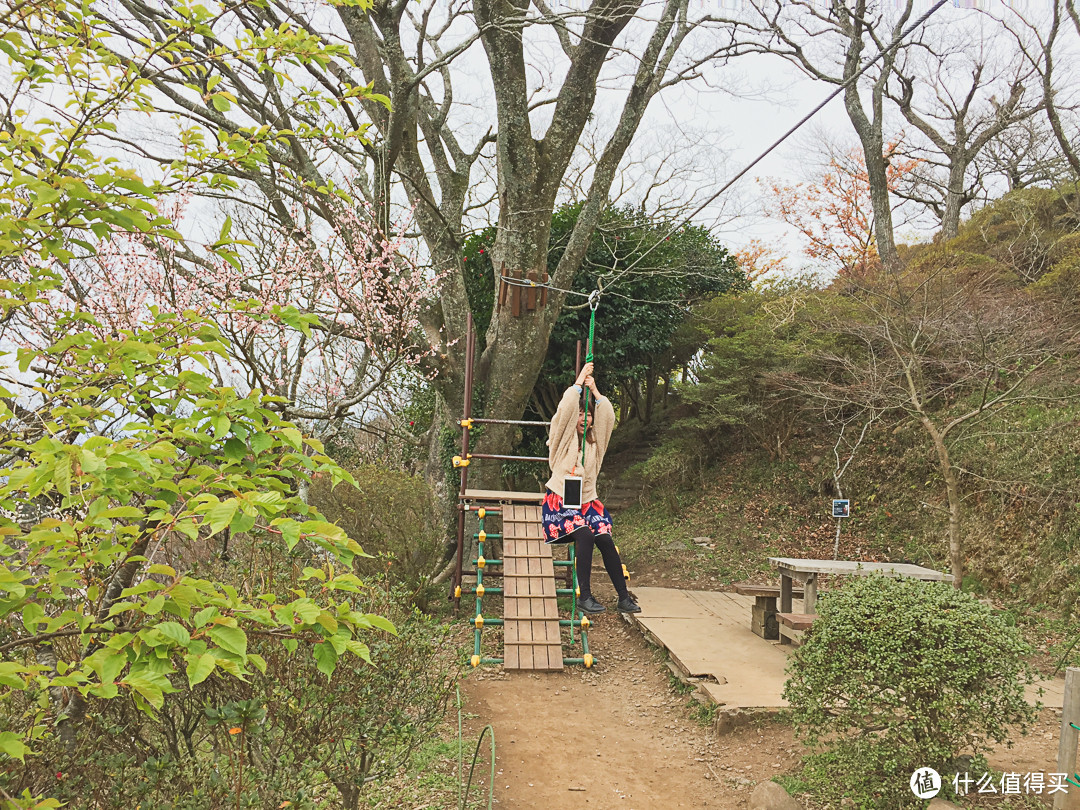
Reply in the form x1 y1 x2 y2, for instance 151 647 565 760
460 592 801 810
459 586 1063 810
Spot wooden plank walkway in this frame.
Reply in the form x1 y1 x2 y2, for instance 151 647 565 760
624 587 801 710
624 587 1062 712
502 503 564 671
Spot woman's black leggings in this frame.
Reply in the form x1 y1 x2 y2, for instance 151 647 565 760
576 530 628 599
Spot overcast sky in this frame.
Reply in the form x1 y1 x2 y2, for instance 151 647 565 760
576 0 1065 267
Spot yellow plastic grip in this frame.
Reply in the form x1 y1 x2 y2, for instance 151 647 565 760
477 556 486 569
453 455 470 467
584 654 593 668
475 614 484 628
471 655 480 668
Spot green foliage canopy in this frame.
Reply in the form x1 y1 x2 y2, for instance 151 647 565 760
463 203 746 411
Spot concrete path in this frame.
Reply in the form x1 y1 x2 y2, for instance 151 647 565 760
625 586 1062 711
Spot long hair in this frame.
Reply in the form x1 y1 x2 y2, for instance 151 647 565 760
578 391 596 444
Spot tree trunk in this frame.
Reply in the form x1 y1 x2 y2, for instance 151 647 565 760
333 779 360 810
940 155 969 242
922 416 963 588
1044 1 1080 179
644 372 657 424
837 0 911 271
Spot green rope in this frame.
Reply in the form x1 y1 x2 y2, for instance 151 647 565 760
457 685 495 810
579 292 599 471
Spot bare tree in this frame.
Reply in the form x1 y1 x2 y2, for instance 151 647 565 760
886 15 1042 240
791 263 1073 586
1003 0 1080 181
719 0 919 269
978 114 1072 193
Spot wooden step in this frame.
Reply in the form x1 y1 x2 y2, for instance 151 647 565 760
776 612 815 647
777 613 814 631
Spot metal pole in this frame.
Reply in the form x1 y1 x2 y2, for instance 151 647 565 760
575 339 581 377
469 453 548 463
454 313 475 611
1056 667 1080 810
470 418 551 427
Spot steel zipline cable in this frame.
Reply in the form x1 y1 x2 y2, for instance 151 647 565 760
499 0 951 309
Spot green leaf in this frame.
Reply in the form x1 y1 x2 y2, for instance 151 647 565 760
230 511 256 534
85 647 128 685
290 599 322 625
173 519 200 541
193 606 217 628
21 602 45 633
102 506 144 519
0 731 30 762
155 622 191 647
279 427 303 450
276 519 300 551
223 437 247 461
282 638 299 654
344 639 372 665
123 671 167 709
363 614 397 635
0 662 28 689
211 414 230 438
54 455 72 496
143 594 166 615
250 431 273 455
208 625 247 658
313 641 338 678
186 652 216 687
204 500 238 535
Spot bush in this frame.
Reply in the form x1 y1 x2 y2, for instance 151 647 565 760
7 569 465 810
679 278 836 463
309 466 450 609
783 575 1038 808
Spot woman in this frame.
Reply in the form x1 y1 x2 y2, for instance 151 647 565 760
543 361 641 615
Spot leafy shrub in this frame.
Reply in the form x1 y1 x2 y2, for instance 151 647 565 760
678 277 835 462
951 186 1080 283
783 575 1037 808
0 310 376 804
6 570 465 810
310 466 450 608
638 439 703 510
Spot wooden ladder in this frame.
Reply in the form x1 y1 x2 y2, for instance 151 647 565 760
501 503 564 671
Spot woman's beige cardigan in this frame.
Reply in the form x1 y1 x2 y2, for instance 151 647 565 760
544 385 615 504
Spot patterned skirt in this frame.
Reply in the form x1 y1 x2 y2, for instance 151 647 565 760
542 489 613 544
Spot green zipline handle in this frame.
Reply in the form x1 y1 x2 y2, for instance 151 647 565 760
580 291 599 470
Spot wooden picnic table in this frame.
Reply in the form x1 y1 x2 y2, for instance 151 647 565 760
769 557 954 615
